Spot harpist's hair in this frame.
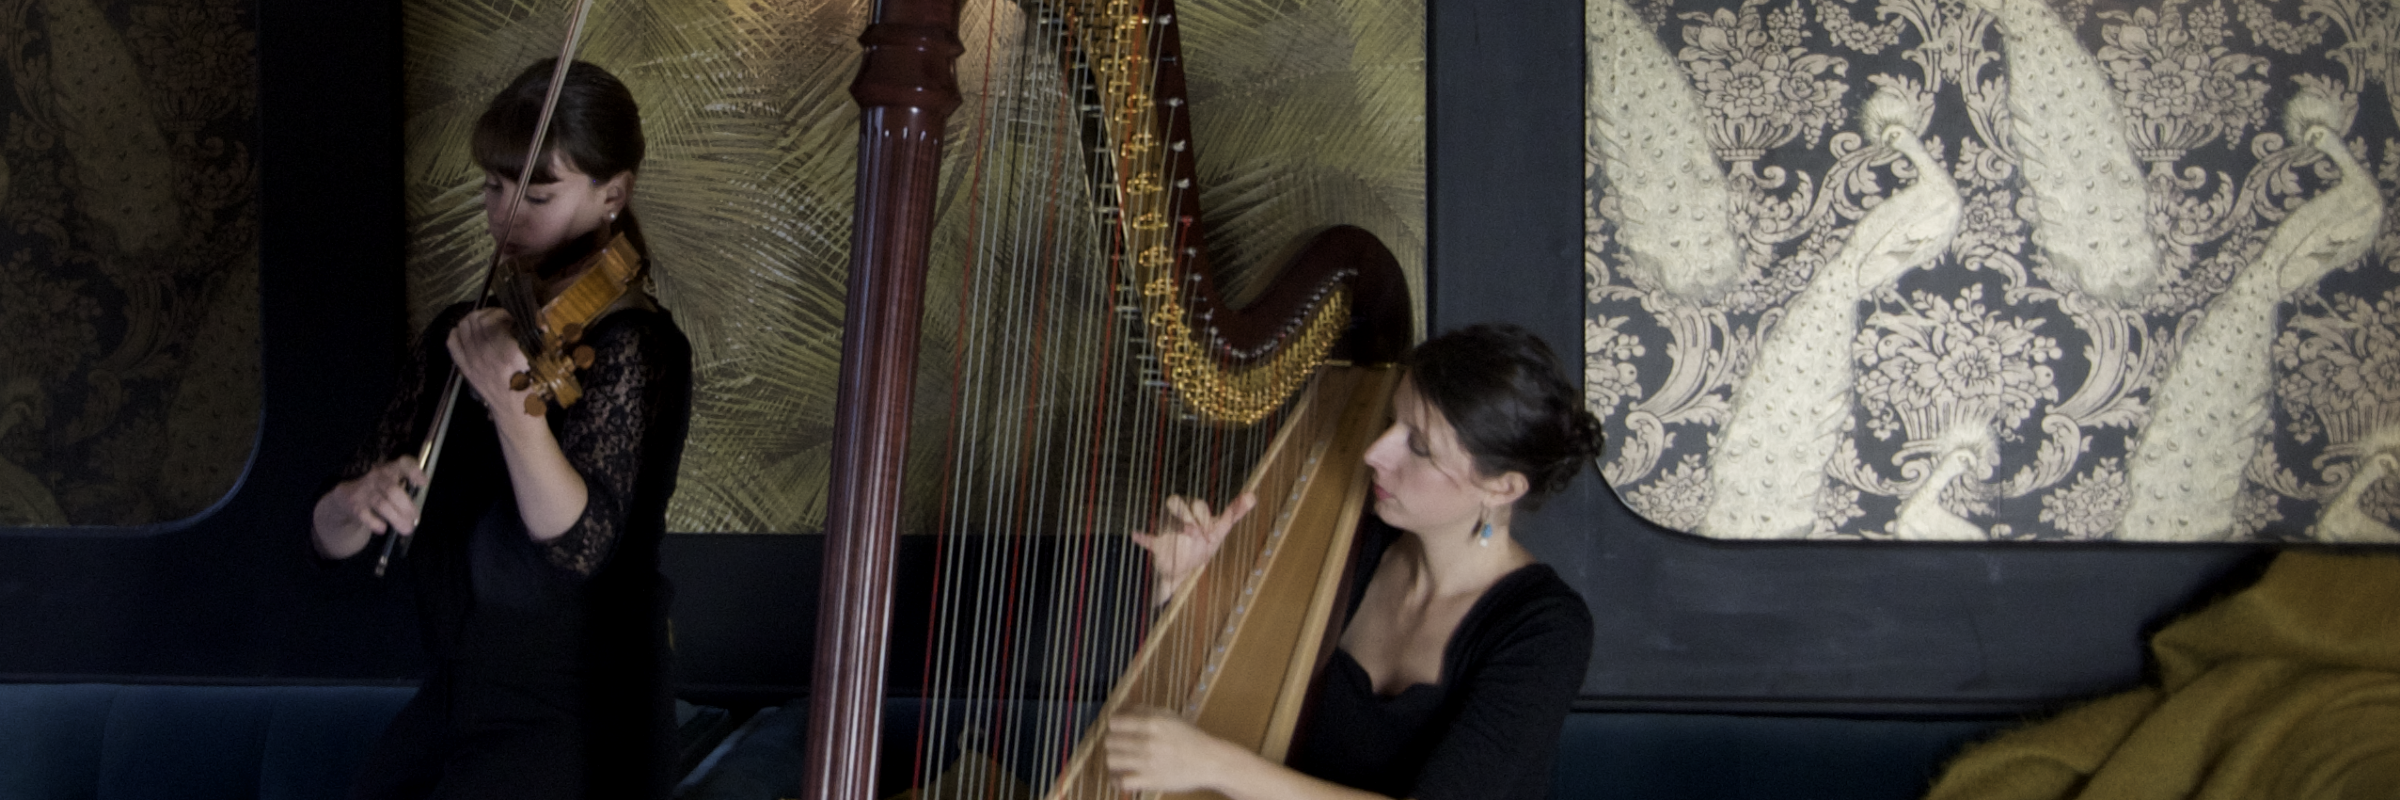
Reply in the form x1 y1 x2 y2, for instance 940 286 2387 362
1405 324 1605 511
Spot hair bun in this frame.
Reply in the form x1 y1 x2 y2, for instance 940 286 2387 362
1405 323 1602 512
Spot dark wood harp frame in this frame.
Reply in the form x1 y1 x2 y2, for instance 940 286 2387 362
804 1 1413 799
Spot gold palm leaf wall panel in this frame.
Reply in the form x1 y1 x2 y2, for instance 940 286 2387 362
400 0 1423 534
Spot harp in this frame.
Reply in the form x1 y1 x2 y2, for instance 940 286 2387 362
803 1 1412 799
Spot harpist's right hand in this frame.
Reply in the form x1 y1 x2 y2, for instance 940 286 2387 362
1130 493 1255 605
311 457 427 560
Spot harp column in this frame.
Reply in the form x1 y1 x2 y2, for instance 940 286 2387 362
802 3 962 800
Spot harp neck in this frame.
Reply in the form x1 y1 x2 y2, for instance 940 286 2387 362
1068 0 1411 423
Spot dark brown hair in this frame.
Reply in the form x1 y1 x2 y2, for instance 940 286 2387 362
1404 324 1605 511
472 59 649 255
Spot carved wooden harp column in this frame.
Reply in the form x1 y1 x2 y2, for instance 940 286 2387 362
804 0 1412 799
803 2 963 800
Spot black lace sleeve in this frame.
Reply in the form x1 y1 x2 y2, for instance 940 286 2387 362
535 310 689 578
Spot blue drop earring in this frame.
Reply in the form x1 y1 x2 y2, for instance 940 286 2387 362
1475 511 1493 547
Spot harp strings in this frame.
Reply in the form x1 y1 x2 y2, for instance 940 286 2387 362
914 1 1288 796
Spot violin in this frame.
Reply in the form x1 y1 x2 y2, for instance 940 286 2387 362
499 229 649 417
374 229 644 577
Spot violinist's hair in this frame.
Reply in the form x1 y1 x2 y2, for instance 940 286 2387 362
1403 324 1605 512
474 58 644 182
473 59 652 255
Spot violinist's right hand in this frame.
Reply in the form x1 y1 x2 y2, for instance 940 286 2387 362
1130 493 1255 606
312 457 428 560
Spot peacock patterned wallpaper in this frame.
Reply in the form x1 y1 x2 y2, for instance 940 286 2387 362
0 0 259 526
1585 0 2400 542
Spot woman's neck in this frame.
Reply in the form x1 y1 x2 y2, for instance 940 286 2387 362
524 230 608 302
1393 521 1533 602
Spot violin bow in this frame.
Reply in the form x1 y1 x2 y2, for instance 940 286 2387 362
379 0 602 577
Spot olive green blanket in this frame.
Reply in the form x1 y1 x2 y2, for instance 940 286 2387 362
1925 551 2400 800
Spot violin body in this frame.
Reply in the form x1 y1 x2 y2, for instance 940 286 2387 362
507 230 646 416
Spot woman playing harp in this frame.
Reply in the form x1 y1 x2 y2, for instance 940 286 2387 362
823 0 1454 797
1108 324 1600 800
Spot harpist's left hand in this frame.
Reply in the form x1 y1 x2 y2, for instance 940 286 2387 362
447 307 535 415
1104 705 1249 794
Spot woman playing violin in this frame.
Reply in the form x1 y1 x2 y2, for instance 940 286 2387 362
1110 324 1600 800
312 59 692 800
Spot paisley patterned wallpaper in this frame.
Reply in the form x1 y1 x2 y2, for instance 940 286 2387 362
0 0 259 526
1585 0 2399 542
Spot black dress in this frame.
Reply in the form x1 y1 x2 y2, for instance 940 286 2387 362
327 301 692 800
1285 518 1594 800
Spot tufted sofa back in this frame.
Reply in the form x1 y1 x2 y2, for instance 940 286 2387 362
0 683 412 800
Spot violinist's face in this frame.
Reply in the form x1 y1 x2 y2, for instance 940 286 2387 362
482 154 629 260
1360 377 1525 540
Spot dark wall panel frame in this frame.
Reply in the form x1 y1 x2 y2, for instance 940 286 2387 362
0 0 423 681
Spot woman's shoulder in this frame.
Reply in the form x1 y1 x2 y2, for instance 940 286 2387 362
582 304 693 360
1488 564 1590 626
1462 563 1593 659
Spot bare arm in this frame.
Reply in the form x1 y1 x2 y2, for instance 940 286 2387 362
312 307 452 563
312 457 429 558
1104 707 1395 800
448 307 588 541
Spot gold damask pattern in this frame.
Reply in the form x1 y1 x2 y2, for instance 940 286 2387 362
0 0 258 526
1586 0 2400 542
402 0 1422 533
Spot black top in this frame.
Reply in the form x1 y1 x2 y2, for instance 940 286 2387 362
329 300 692 792
1286 518 1594 800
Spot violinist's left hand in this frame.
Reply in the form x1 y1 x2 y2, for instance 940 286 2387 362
447 307 535 415
445 306 588 541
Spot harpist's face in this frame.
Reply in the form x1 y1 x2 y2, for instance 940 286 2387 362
482 153 626 261
1363 377 1506 539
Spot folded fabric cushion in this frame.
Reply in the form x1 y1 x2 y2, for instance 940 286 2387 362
1925 551 2400 800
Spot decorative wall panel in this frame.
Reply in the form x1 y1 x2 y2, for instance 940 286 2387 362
1584 0 2399 542
0 0 260 526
